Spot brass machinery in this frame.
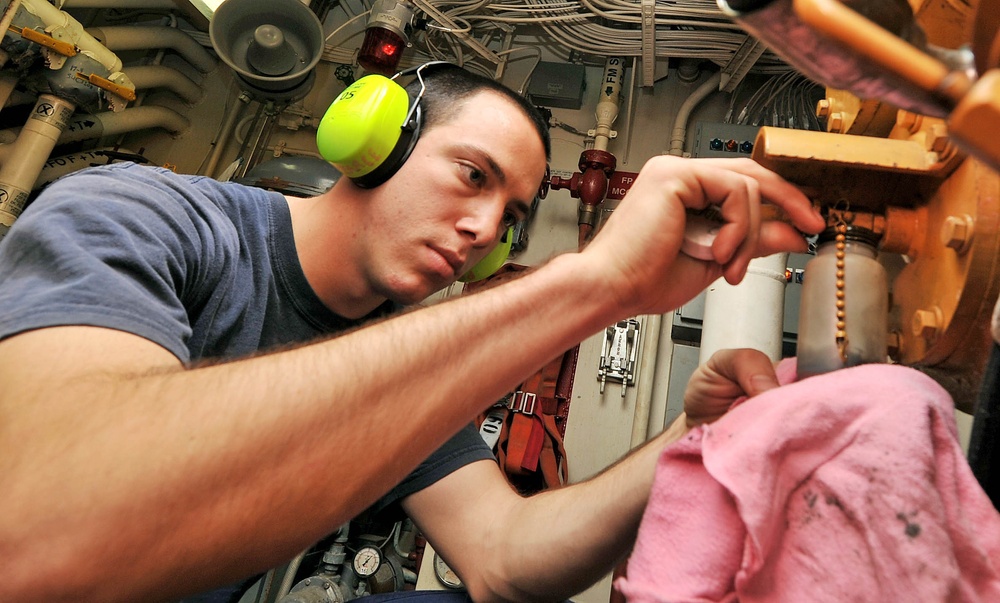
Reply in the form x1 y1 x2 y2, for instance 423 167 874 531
736 0 1000 410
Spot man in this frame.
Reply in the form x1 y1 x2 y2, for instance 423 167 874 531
0 65 825 602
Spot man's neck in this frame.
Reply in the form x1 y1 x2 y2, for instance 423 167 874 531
285 185 388 320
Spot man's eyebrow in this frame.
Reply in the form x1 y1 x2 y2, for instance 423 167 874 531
458 144 531 216
458 143 507 186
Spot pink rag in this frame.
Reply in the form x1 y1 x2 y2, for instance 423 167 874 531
616 360 1000 602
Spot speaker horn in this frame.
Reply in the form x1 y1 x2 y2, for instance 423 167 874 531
210 0 325 102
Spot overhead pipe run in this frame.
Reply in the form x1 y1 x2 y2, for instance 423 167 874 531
85 25 217 74
0 104 190 160
125 64 203 105
10 0 135 111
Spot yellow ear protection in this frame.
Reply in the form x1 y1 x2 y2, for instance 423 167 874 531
458 226 513 283
317 61 525 282
316 62 450 189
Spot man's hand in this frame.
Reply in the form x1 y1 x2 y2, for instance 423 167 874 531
581 156 825 317
683 348 780 429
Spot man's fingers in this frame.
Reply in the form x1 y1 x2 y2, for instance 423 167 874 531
707 348 779 397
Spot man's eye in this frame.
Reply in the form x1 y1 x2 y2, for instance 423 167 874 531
502 211 518 229
466 166 484 185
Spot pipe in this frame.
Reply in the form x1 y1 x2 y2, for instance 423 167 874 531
275 549 307 598
593 57 624 152
699 252 790 363
629 314 661 447
204 93 251 178
125 64 203 104
61 105 190 142
0 94 76 238
85 25 217 73
20 0 123 73
0 1 22 42
667 71 722 156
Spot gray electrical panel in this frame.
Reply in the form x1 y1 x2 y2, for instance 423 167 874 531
527 62 587 110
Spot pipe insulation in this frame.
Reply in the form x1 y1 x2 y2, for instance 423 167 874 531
0 105 189 165
20 0 123 73
85 25 217 73
699 252 790 363
593 57 624 152
124 64 202 104
667 71 722 156
0 94 76 236
58 105 190 143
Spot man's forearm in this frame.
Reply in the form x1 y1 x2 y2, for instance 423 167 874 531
487 418 689 602
0 253 620 602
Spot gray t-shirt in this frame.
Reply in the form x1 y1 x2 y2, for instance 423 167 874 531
0 162 492 514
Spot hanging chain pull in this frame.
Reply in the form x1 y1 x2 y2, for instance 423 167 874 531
834 216 849 363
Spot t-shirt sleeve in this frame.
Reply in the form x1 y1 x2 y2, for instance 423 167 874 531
368 423 496 519
0 164 230 362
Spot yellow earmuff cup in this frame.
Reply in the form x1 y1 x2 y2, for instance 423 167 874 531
316 75 411 179
459 227 514 283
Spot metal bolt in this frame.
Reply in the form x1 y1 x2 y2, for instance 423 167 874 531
897 110 922 133
929 123 951 154
829 112 844 133
911 307 943 339
940 214 974 253
816 98 831 118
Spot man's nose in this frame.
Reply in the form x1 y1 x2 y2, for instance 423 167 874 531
458 203 503 246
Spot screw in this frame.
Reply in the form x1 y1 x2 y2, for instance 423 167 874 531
940 214 974 253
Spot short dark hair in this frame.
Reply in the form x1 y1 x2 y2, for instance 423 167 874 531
405 64 551 161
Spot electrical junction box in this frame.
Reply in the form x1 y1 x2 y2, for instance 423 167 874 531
527 62 586 110
693 122 761 159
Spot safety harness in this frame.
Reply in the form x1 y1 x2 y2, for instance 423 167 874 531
466 264 578 494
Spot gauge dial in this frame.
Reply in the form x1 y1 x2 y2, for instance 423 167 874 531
352 545 382 578
433 552 463 589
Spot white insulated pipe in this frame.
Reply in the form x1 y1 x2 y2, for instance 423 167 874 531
21 0 123 73
58 105 190 143
593 57 624 152
668 71 722 156
0 105 191 157
699 252 790 363
0 94 76 234
125 64 203 104
85 25 217 73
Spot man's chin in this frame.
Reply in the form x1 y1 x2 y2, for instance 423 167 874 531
381 276 452 305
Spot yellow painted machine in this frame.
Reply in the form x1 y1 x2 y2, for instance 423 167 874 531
721 0 1000 410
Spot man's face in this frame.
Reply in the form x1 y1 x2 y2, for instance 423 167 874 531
361 91 547 304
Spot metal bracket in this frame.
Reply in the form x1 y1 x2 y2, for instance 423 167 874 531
720 36 767 93
640 0 656 87
598 318 641 397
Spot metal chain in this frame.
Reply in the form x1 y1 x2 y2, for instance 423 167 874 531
834 219 848 362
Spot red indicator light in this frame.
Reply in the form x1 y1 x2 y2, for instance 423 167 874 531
358 27 406 75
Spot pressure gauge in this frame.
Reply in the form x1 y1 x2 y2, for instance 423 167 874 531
433 552 463 589
352 545 382 578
